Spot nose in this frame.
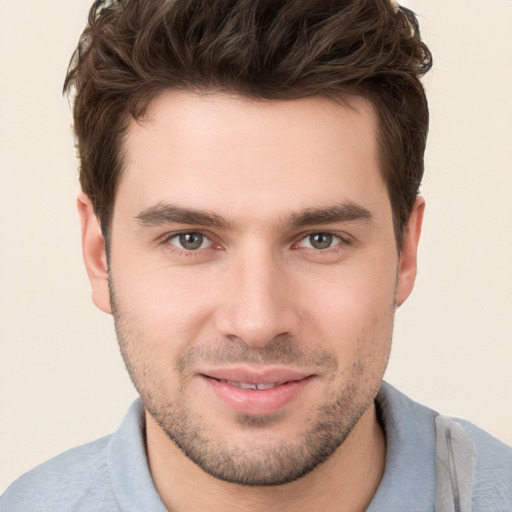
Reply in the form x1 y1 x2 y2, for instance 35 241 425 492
214 247 300 348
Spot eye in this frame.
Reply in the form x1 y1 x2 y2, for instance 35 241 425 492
167 232 212 251
297 232 343 250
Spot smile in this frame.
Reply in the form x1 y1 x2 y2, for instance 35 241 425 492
199 370 315 415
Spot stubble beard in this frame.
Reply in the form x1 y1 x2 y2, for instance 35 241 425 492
109 282 391 487
140 372 372 486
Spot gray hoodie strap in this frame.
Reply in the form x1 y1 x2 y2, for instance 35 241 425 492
434 414 475 512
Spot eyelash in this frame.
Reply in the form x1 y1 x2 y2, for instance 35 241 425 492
162 231 217 257
293 232 349 251
161 230 351 256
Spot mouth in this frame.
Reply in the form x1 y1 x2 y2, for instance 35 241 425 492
198 368 315 416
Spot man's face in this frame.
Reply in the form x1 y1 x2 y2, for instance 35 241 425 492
83 92 421 485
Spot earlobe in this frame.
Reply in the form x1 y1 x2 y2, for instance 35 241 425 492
395 196 425 308
77 192 112 314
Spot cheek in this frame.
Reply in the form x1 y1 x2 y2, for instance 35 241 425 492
297 261 397 351
110 269 220 396
112 262 220 347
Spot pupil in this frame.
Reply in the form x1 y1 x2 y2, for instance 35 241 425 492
311 233 332 249
180 233 203 250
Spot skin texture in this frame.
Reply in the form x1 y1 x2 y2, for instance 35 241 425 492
78 92 424 512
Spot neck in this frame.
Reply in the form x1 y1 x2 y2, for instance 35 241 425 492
146 404 386 512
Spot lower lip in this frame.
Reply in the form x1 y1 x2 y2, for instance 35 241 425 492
201 375 313 416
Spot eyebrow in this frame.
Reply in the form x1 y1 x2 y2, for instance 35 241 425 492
133 201 373 230
134 203 235 229
287 203 373 228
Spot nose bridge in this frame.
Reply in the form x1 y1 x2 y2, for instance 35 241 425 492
215 241 298 347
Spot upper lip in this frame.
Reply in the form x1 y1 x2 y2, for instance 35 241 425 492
199 367 313 385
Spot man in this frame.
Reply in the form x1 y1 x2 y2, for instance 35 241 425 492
1 0 510 510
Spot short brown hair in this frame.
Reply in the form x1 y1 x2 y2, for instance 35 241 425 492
64 0 432 247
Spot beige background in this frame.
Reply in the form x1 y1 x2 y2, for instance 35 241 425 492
1 0 511 492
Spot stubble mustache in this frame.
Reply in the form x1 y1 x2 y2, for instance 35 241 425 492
175 335 338 375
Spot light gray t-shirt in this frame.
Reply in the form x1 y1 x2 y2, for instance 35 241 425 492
1 382 511 511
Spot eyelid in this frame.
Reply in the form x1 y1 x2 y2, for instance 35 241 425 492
160 229 220 252
169 232 212 250
160 228 210 241
293 230 351 250
157 228 352 254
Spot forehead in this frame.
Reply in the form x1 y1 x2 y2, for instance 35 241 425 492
117 91 388 223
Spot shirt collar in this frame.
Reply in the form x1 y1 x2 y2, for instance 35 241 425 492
367 382 436 511
107 399 168 511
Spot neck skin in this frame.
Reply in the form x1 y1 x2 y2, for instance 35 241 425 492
145 404 386 512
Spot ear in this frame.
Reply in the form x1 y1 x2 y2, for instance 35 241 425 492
395 196 425 308
77 192 112 314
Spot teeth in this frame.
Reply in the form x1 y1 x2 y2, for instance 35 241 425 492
237 381 257 390
255 383 278 390
221 379 283 390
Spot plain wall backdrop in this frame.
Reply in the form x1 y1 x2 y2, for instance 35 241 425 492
1 0 511 492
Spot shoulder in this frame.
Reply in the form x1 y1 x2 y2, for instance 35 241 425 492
0 435 119 512
378 382 512 511
455 417 512 466
453 418 512 510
